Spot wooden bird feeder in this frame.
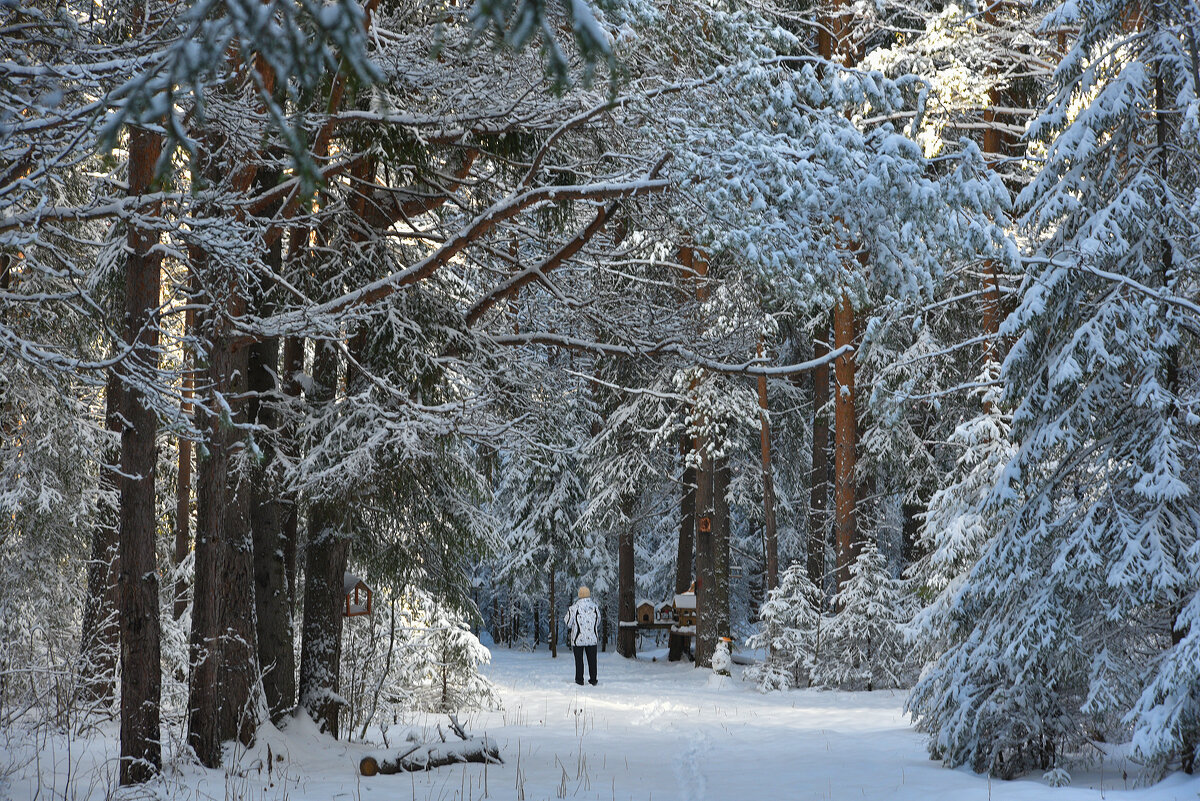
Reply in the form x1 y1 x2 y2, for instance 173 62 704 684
343 573 373 618
656 601 674 622
636 601 655 624
673 585 697 629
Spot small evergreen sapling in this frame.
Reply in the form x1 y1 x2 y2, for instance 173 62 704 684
745 562 824 691
408 598 500 714
818 542 909 691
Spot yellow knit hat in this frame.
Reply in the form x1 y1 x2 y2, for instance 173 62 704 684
578 586 590 598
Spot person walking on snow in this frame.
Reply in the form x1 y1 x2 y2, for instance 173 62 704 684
565 586 600 686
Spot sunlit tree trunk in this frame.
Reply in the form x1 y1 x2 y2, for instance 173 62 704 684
833 291 859 595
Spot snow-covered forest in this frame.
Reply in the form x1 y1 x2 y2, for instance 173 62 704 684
2 0 1200 796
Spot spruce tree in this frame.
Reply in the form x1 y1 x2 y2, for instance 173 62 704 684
745 562 824 690
818 541 909 691
907 0 1200 775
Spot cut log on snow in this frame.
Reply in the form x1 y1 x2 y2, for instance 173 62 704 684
360 739 502 774
359 717 502 775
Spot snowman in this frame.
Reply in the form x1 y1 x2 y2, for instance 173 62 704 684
712 637 732 677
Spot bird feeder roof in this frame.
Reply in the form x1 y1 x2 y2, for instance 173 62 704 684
673 592 696 610
344 573 370 595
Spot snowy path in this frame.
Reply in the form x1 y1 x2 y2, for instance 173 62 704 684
446 647 1200 801
9 647 1200 801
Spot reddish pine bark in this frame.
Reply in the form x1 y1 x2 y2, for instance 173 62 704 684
833 292 859 595
118 124 163 785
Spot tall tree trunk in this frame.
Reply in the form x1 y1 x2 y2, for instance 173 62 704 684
249 334 291 722
901 501 925 570
712 454 731 645
807 331 831 594
980 1 1006 371
280 334 304 610
79 370 122 704
188 242 259 767
549 568 558 658
669 433 696 661
601 604 608 652
118 124 163 785
298 339 350 737
173 346 192 621
79 370 121 702
833 292 859 595
249 232 295 723
694 438 716 668
1155 56 1192 774
173 288 196 621
617 495 637 658
756 341 778 592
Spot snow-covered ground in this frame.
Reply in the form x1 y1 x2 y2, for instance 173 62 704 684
7 646 1200 800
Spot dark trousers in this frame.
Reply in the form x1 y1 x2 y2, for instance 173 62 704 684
573 645 597 684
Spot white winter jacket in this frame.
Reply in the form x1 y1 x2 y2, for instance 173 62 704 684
565 597 600 647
